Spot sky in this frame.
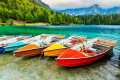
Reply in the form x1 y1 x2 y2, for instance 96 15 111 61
41 0 120 10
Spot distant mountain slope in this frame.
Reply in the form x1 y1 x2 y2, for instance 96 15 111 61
28 0 50 9
0 0 50 9
0 0 52 22
57 4 120 16
0 0 81 25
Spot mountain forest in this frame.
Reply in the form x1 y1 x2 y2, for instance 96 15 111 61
0 0 80 25
76 14 120 25
0 0 120 25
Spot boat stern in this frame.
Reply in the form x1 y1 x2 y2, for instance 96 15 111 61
43 44 67 56
14 44 45 57
0 47 5 54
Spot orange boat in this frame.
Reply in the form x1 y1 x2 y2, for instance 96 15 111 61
57 38 117 67
14 35 65 57
43 36 86 56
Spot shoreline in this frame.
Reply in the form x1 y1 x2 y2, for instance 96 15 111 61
0 23 81 26
1 23 120 26
0 23 50 26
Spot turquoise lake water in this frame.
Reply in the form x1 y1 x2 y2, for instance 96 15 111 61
0 25 120 80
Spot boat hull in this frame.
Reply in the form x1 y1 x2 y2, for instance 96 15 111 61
5 45 27 51
0 47 5 54
57 49 111 67
15 47 46 57
44 48 69 56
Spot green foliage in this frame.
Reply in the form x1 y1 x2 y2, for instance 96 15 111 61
76 14 120 25
28 0 50 9
25 12 35 23
0 19 1 23
2 24 5 26
9 19 14 26
0 0 81 25
3 0 120 25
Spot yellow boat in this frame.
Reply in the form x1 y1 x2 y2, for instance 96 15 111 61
43 36 86 56
43 44 69 56
14 35 65 57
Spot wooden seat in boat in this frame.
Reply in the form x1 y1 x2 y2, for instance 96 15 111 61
92 43 109 51
95 41 114 47
41 34 49 38
17 37 29 41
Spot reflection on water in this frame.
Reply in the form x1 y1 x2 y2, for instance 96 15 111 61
0 25 120 80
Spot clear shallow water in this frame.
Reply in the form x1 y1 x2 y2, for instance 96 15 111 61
0 25 120 80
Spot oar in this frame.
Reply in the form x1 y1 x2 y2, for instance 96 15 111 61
80 37 86 49
42 36 45 47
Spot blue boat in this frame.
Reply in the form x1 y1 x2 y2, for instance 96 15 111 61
4 34 50 52
4 34 49 52
0 47 5 54
4 42 27 51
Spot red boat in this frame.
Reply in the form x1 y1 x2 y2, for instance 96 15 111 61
57 38 117 67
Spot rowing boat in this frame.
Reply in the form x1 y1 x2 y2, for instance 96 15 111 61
0 36 31 54
57 38 117 67
43 36 86 56
14 35 65 57
4 36 31 51
0 36 14 53
0 36 14 41
4 34 51 52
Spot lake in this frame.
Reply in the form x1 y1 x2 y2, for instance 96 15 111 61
0 25 120 80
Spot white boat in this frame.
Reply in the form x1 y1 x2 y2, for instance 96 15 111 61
14 35 65 57
43 36 86 56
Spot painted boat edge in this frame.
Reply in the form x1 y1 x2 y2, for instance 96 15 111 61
57 49 112 67
14 47 47 57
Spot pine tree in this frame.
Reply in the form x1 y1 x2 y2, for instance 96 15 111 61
25 12 35 23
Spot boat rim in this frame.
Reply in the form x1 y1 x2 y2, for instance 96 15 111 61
4 44 27 48
43 47 69 52
14 47 47 53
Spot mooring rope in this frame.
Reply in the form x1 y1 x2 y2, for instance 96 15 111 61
15 36 46 80
15 54 42 80
0 51 5 56
0 52 14 72
46 61 57 80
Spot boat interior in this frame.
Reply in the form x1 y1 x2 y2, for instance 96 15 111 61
17 36 31 41
71 38 117 56
42 35 65 47
0 36 14 41
0 36 30 47
54 36 87 48
21 34 49 44
28 35 65 48
14 35 65 52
